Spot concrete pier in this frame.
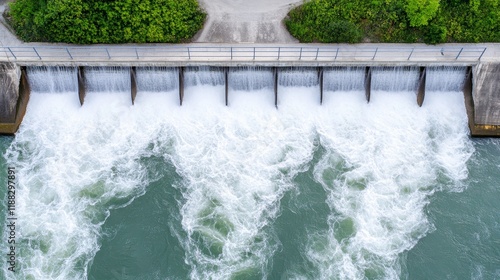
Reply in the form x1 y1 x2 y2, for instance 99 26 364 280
0 63 29 134
466 63 500 136
130 67 137 105
364 67 371 103
179 67 184 106
0 62 19 123
417 67 426 107
78 66 86 105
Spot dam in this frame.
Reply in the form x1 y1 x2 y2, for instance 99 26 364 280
1 44 500 279
0 45 499 136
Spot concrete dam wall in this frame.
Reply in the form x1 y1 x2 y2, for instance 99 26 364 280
1 60 499 137
0 62 29 134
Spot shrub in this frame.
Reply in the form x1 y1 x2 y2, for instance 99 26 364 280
404 0 440 27
285 0 500 44
319 21 363 43
423 23 447 44
7 0 206 43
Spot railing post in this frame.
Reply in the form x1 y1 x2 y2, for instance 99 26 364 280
135 48 139 59
66 48 73 60
315 48 319 60
7 47 17 60
299 47 303 60
105 48 111 59
188 47 191 60
372 48 378 60
407 48 414 60
278 47 281 60
33 47 42 60
455 47 463 60
335 48 339 60
478 48 487 61
231 47 233 60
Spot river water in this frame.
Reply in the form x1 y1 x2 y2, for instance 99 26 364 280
0 66 499 279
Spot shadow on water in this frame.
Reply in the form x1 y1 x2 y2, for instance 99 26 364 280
88 155 190 280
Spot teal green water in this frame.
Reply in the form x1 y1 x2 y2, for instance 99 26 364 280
406 139 500 279
3 137 496 280
3 135 497 279
3 136 497 279
0 124 500 279
1 68 498 279
0 115 500 280
84 139 500 279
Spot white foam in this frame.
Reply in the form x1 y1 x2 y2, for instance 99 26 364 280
2 67 474 280
2 92 159 279
305 88 473 279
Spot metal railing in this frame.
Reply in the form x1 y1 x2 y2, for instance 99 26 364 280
0 46 487 63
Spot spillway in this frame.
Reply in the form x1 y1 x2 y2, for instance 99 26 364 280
1 66 474 280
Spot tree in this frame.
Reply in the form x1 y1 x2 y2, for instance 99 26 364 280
405 0 440 27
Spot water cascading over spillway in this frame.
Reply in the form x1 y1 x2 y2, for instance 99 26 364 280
135 66 178 93
323 66 366 92
425 66 467 92
2 66 473 280
227 67 276 109
371 66 420 93
85 66 130 94
27 66 78 94
184 66 225 87
278 67 319 88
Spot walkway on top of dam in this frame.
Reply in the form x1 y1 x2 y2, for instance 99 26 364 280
1 0 500 66
0 44 498 67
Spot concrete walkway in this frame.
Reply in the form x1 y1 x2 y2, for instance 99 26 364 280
0 0 499 63
194 0 302 43
0 0 22 47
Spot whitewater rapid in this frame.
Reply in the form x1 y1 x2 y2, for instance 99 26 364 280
1 66 473 280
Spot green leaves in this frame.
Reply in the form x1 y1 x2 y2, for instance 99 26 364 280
286 0 500 44
8 0 206 43
405 0 440 27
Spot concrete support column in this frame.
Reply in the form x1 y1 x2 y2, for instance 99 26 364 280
364 67 371 103
0 63 30 135
179 67 184 106
274 67 278 108
319 67 324 105
78 66 86 106
131 67 137 105
0 63 20 123
225 67 229 106
417 67 426 107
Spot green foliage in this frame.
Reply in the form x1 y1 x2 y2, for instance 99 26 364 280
7 0 206 43
285 0 500 44
405 0 440 27
424 23 447 44
320 21 363 43
284 0 365 43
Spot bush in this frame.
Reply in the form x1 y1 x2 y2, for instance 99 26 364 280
7 0 206 44
424 23 447 44
319 21 363 43
285 0 500 44
404 0 440 27
285 0 364 43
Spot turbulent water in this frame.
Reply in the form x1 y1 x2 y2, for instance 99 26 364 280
1 66 499 280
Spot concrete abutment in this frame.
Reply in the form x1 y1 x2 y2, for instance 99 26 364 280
0 62 30 134
2 63 500 136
